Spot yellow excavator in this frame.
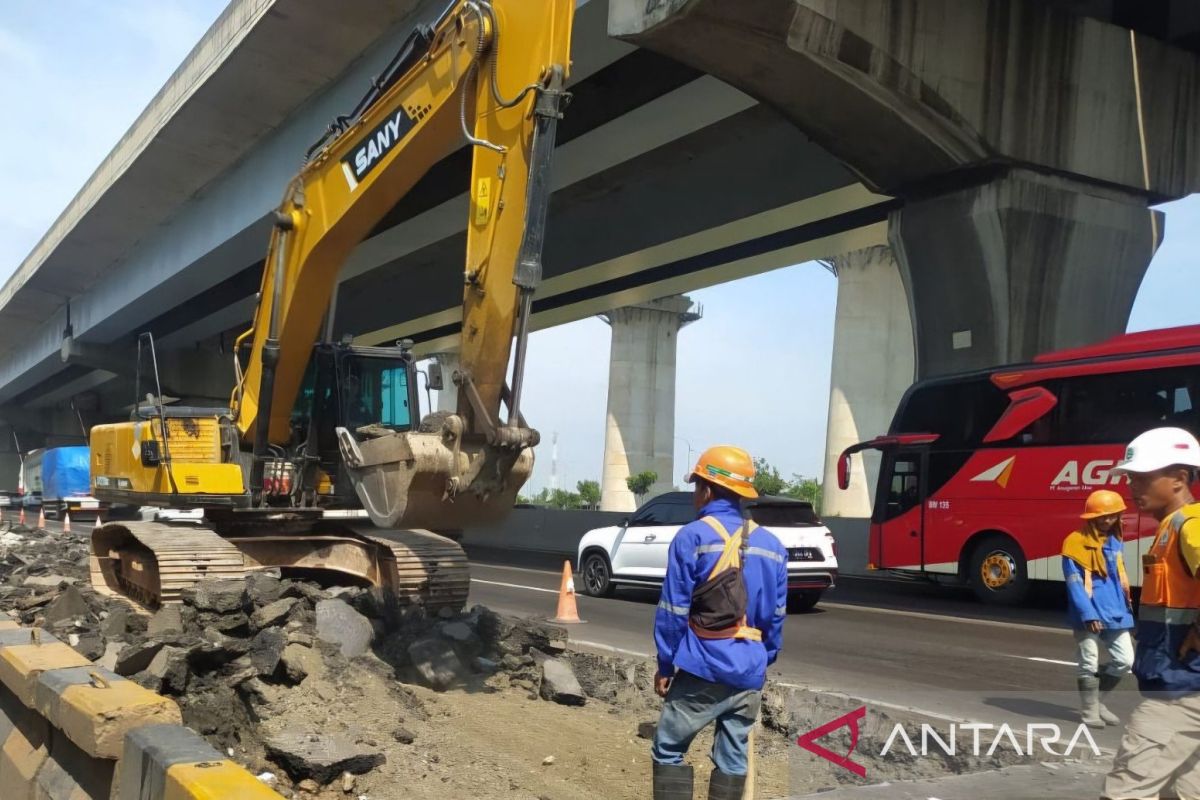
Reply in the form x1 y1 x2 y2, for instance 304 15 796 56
87 0 574 612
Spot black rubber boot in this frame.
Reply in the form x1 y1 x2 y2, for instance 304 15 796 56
653 763 694 800
708 768 747 800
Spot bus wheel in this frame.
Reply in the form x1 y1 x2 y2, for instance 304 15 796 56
968 535 1029 605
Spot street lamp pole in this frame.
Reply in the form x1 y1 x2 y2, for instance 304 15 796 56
675 436 694 476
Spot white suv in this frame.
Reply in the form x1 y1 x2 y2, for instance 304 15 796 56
576 492 838 612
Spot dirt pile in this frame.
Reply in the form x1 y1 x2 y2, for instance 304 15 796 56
0 524 654 798
0 524 1049 799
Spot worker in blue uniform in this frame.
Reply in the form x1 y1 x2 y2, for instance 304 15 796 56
651 445 789 800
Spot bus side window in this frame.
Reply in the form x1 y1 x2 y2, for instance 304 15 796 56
885 457 921 520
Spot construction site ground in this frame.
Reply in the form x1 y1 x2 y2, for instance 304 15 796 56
0 519 1120 799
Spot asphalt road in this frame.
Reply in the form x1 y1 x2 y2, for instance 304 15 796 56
465 547 1135 750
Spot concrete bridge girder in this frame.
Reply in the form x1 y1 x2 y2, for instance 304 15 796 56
612 0 1195 376
612 0 1200 198
60 338 235 407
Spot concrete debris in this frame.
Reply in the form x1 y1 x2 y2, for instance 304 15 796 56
23 574 77 588
72 632 105 661
142 645 191 694
265 732 386 785
251 597 298 631
114 640 166 676
184 579 249 614
99 607 129 638
250 627 288 677
407 637 466 691
148 605 184 636
472 656 499 674
42 585 90 625
246 572 284 606
315 599 374 658
98 641 123 671
637 721 657 740
539 658 587 706
281 642 322 684
0 525 674 798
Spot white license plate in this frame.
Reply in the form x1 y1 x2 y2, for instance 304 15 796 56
79 500 99 509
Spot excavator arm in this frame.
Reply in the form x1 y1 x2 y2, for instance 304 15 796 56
230 0 574 525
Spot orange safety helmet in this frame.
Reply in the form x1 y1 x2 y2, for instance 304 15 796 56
686 445 758 499
1080 489 1127 520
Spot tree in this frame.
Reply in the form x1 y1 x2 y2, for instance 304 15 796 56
576 480 601 510
751 457 787 497
547 488 582 510
750 458 824 512
626 470 658 504
785 474 823 512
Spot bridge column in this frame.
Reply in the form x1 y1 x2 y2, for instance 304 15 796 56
430 352 460 414
599 296 701 512
821 246 914 519
889 170 1161 378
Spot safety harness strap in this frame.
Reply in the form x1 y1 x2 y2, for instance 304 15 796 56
693 516 762 642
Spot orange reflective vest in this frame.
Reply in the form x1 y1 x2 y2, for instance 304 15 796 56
1134 503 1200 695
688 516 763 642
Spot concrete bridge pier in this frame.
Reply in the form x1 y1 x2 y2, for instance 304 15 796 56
821 245 914 519
599 296 701 512
889 171 1161 379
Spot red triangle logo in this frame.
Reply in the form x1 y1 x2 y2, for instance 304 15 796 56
795 705 867 778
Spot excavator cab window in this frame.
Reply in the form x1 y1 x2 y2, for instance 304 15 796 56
335 350 414 433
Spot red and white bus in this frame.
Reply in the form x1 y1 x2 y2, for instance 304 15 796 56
838 325 1200 604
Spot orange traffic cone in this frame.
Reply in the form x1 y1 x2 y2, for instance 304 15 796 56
550 560 585 624
62 512 71 534
18 507 25 526
93 515 103 532
36 508 45 529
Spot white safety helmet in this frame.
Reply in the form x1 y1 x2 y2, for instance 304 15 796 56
1113 427 1200 475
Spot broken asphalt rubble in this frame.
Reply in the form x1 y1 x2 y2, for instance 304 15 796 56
0 524 611 796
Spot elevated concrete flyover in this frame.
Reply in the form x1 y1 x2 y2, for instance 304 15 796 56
610 0 1200 379
0 0 889 448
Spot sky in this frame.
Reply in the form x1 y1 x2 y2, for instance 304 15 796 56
1 2 1198 497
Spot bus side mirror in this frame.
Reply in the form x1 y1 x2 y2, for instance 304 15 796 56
837 453 851 491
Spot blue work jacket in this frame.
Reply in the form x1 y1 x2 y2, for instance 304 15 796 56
1062 535 1134 631
654 498 789 691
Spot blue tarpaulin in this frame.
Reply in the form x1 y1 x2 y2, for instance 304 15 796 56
41 447 91 500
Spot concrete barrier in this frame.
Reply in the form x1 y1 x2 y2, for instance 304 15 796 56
0 610 281 799
462 507 627 558
824 517 872 576
463 508 885 578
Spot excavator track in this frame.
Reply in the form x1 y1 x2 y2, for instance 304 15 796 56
90 521 470 613
90 523 246 607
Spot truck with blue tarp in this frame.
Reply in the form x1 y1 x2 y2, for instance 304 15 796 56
40 446 106 520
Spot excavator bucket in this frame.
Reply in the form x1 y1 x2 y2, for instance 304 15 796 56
336 423 533 531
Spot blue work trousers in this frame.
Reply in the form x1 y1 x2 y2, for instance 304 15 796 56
651 671 762 776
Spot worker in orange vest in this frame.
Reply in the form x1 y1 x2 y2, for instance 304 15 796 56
1062 489 1134 729
1103 427 1200 800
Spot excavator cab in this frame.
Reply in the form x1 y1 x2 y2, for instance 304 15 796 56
286 340 533 532
289 342 418 507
